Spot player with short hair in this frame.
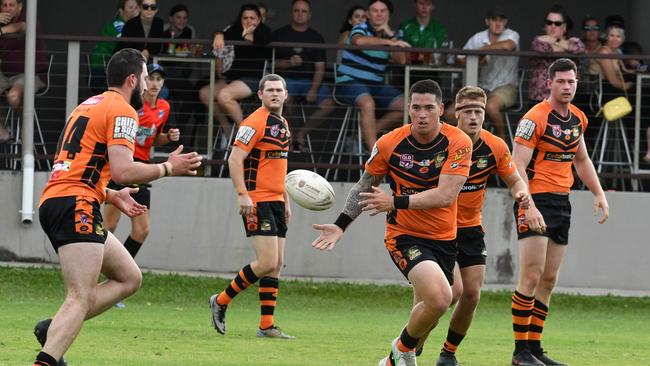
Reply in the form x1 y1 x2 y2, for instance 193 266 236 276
103 63 180 261
312 79 473 366
32 48 201 366
510 58 609 366
432 85 530 366
209 73 295 339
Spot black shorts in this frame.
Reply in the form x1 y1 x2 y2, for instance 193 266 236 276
456 226 487 268
242 201 287 238
39 196 108 252
514 193 571 245
386 235 457 285
106 180 152 209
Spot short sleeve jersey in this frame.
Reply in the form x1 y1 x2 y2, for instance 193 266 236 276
40 91 138 205
365 124 472 243
133 98 170 161
457 129 517 228
233 106 291 202
514 100 588 194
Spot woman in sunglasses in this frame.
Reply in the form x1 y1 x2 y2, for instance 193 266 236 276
115 0 164 62
528 4 585 102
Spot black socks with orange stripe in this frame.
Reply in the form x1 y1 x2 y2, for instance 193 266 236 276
529 299 549 354
34 351 58 366
123 236 142 258
442 328 466 354
512 290 535 354
259 276 279 329
217 264 259 306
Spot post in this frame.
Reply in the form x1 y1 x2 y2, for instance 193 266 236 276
66 41 81 118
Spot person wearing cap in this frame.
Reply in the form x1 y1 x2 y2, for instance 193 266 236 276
103 63 180 266
456 6 520 142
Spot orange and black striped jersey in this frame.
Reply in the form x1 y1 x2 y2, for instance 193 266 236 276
457 129 517 228
40 91 138 205
366 123 472 243
233 106 291 202
514 100 588 194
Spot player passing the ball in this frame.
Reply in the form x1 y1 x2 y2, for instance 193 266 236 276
209 73 295 339
312 79 473 366
510 58 609 366
32 48 202 366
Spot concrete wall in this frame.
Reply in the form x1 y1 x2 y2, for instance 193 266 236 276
1 171 648 291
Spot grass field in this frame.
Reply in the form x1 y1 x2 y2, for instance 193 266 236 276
1 266 649 366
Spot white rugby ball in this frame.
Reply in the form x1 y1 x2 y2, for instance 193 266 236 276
285 169 335 211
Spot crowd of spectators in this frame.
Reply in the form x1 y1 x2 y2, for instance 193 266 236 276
1 0 648 165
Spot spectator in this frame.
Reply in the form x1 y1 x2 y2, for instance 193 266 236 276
457 6 519 141
338 5 366 47
0 0 47 142
581 16 601 54
621 41 647 73
399 0 447 64
200 3 272 139
589 25 633 98
528 4 585 102
88 0 139 94
336 0 410 152
257 2 268 24
114 0 164 62
273 0 335 152
161 3 197 131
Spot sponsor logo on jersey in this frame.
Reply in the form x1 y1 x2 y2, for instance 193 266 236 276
476 157 489 169
461 182 486 192
515 119 536 141
544 152 576 162
113 116 137 143
399 154 414 169
265 150 288 159
434 151 447 168
81 95 105 105
236 126 256 145
260 219 272 232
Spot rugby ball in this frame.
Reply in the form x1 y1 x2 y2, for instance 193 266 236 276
285 170 335 211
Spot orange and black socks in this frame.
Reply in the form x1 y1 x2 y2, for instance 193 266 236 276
397 327 419 352
217 264 259 306
442 329 466 354
259 276 279 329
529 299 548 354
34 351 57 366
512 290 535 354
123 236 143 258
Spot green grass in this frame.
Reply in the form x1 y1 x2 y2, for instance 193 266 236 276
1 266 649 365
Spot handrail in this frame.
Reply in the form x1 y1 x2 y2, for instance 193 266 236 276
27 34 650 62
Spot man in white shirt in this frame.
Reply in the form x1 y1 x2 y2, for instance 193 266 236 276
459 7 519 141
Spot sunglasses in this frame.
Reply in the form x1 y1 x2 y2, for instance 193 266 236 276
545 19 564 27
142 4 157 10
583 25 600 31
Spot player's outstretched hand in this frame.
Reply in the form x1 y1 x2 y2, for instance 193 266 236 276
108 187 148 218
594 193 609 224
311 224 343 251
167 145 202 176
359 186 394 216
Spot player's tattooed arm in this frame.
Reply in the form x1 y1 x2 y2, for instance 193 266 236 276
342 171 384 219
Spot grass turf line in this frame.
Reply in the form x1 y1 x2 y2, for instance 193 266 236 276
1 266 649 365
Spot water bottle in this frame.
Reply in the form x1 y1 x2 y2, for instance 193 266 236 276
446 40 455 65
168 31 176 55
432 38 441 65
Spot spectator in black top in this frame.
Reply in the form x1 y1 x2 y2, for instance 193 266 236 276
273 0 335 151
161 3 196 131
202 3 272 137
115 0 164 62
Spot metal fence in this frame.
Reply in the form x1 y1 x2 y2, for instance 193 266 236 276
2 35 650 190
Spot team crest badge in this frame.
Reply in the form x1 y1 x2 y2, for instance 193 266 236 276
406 246 422 260
399 154 414 169
95 223 105 236
572 127 580 137
551 124 562 138
434 152 446 168
260 220 272 232
270 124 280 137
477 157 488 169
158 109 164 119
